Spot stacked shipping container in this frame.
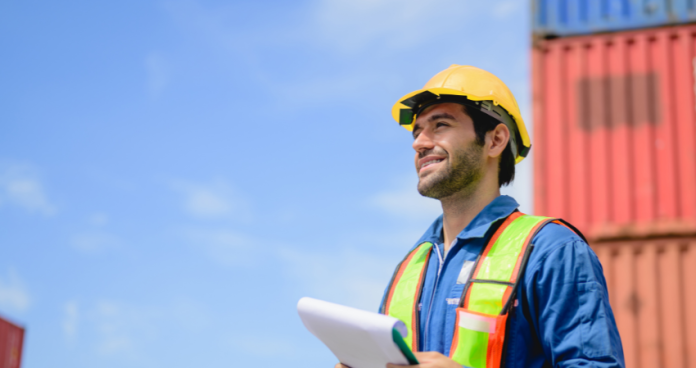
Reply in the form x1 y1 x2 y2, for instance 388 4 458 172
533 0 696 38
532 1 696 367
0 316 24 368
533 25 696 239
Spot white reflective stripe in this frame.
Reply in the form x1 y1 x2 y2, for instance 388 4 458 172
456 260 474 285
458 310 497 334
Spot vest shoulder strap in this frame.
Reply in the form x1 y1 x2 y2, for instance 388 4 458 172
461 212 555 315
449 212 558 368
381 241 433 351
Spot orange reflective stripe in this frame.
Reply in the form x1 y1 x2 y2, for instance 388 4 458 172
384 248 419 313
486 314 508 368
409 252 430 348
383 242 432 351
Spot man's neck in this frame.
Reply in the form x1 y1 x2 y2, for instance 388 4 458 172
440 178 501 252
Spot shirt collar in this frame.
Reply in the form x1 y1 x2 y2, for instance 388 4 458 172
415 195 520 245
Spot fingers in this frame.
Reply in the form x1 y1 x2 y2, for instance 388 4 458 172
411 351 461 368
413 351 441 359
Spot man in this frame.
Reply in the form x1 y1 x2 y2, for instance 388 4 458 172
337 65 624 368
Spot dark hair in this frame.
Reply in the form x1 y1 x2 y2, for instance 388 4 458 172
462 106 516 187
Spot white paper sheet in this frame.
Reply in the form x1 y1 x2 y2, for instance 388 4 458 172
297 297 411 368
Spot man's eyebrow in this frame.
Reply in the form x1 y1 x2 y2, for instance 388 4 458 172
427 113 457 122
412 112 456 137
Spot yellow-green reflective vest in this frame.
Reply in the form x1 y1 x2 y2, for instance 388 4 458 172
380 212 560 368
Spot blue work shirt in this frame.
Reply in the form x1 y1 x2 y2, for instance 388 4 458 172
383 195 625 368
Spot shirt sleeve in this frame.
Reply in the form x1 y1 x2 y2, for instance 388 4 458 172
523 227 625 368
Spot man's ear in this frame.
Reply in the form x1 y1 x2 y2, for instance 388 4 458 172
487 124 510 159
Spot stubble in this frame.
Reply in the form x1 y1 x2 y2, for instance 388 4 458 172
417 141 484 199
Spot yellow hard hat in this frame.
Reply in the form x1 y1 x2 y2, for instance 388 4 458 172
391 64 531 164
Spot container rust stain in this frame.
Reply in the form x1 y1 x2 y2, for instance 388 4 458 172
533 24 696 240
576 73 662 130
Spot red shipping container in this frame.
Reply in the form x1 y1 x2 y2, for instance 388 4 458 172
0 316 24 368
532 24 696 240
592 238 696 368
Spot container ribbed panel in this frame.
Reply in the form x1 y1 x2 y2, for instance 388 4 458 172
533 24 696 241
592 238 696 368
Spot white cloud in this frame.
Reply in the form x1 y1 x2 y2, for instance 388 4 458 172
492 0 520 19
311 0 472 53
81 299 209 357
70 232 120 253
278 247 396 311
63 300 79 340
161 0 533 116
163 0 483 56
184 228 253 266
228 335 296 357
172 180 249 220
145 52 171 97
0 269 31 313
92 301 137 355
0 162 56 215
89 212 109 226
273 72 378 108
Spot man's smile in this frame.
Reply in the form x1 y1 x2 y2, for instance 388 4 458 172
418 155 447 173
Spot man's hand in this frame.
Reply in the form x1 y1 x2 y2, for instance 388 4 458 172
387 352 461 368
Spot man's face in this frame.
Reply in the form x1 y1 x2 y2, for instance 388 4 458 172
411 103 485 199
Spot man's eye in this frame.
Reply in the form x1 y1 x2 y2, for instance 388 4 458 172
436 122 448 128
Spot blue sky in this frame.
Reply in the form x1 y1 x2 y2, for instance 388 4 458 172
0 1 532 367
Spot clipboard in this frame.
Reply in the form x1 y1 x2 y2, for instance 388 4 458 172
297 297 419 368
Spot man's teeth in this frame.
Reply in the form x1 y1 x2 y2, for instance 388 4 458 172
424 159 443 166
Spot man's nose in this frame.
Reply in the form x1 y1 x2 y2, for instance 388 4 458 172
412 130 434 153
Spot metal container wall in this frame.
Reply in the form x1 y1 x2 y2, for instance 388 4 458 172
532 24 696 240
592 238 696 368
0 316 24 368
533 0 696 38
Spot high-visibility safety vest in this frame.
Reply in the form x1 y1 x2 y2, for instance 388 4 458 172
380 212 577 368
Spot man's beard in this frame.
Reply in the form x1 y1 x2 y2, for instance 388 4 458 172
417 141 484 199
